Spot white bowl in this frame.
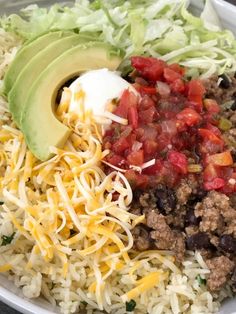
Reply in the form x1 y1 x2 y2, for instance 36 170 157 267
0 0 236 313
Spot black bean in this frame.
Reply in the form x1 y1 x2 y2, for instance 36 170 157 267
219 235 236 254
185 209 201 226
231 101 236 111
155 185 176 213
188 190 207 205
186 232 211 250
195 189 208 201
219 74 231 89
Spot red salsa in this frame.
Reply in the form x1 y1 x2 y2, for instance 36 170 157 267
103 56 236 193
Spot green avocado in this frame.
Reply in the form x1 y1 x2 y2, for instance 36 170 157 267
21 42 122 161
3 31 73 94
9 33 95 127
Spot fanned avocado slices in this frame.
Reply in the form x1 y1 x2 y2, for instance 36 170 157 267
3 30 73 94
9 33 97 127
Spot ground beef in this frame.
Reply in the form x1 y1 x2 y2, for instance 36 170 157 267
147 212 185 260
131 187 236 292
132 225 152 251
195 191 236 238
206 256 234 291
175 181 192 205
195 191 225 234
129 75 236 293
204 75 236 105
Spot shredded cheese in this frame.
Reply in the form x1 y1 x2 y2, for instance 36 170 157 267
121 271 168 302
0 107 141 309
0 94 176 310
0 264 12 272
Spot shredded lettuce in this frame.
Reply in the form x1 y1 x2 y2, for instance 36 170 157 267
1 0 236 78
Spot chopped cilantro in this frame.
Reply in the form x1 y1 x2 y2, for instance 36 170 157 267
81 301 87 306
1 232 16 246
196 274 206 285
126 299 136 312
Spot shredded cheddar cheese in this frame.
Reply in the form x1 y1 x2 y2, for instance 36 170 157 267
0 93 178 312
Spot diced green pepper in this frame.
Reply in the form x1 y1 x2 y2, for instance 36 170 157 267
187 164 203 173
219 118 232 131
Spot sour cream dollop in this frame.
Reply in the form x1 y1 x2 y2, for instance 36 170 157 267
67 68 138 122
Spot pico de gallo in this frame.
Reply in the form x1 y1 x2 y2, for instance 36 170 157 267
103 56 236 193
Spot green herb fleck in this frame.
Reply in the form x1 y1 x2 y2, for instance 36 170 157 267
1 232 16 246
0 201 4 205
81 301 87 306
126 299 136 312
196 274 206 285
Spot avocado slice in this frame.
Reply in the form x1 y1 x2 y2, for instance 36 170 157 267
9 34 95 127
4 31 74 94
21 42 122 161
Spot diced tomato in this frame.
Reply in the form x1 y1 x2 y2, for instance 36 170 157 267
143 139 158 157
188 79 206 109
168 63 185 76
171 78 185 93
206 151 233 166
204 178 226 191
106 154 125 167
128 106 138 129
112 137 130 154
161 161 182 186
205 123 222 137
131 56 166 81
124 169 137 186
139 86 157 95
163 68 182 83
139 106 158 124
114 89 138 118
127 149 144 166
135 173 149 189
204 99 220 114
220 183 236 195
176 119 187 132
139 95 156 110
157 133 171 151
177 108 202 126
103 56 235 194
198 128 224 146
125 169 149 189
143 159 163 175
167 150 188 174
198 128 224 154
203 163 219 182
